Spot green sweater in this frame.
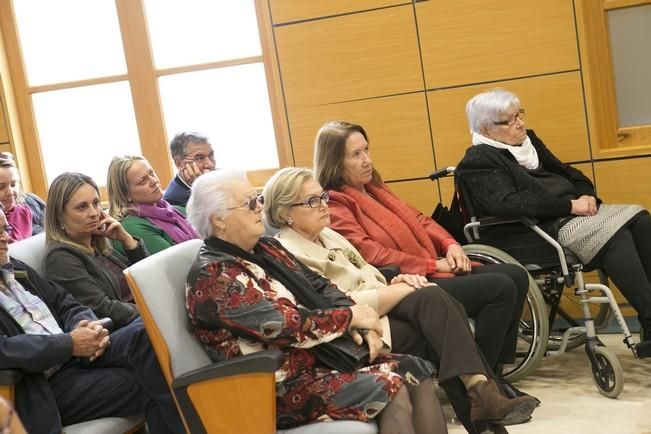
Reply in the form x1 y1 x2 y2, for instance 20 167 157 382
115 206 186 255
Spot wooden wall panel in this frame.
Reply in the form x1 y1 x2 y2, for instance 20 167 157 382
0 99 7 143
387 179 439 215
428 72 590 168
593 157 651 210
274 5 423 110
270 0 407 24
289 93 434 181
417 0 579 89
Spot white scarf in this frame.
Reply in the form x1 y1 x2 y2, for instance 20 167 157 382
472 132 539 170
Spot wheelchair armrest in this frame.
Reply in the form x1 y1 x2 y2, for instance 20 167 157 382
172 349 283 388
0 369 23 386
377 264 400 282
475 216 539 227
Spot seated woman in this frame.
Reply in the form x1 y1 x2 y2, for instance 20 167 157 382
107 155 198 255
185 169 448 434
44 172 146 329
263 167 537 431
0 152 46 241
314 120 529 375
457 88 651 347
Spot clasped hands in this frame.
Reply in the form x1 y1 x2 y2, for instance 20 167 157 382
70 319 111 362
349 304 384 362
571 195 598 216
435 244 472 275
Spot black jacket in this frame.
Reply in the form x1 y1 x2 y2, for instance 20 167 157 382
456 130 599 221
0 258 97 434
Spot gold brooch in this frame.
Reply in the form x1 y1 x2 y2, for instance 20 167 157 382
343 248 366 268
327 250 337 261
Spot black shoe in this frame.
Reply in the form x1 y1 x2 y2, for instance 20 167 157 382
636 340 651 358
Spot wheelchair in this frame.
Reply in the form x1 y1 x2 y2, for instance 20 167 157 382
429 166 642 398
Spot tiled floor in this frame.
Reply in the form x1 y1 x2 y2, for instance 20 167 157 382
447 334 651 434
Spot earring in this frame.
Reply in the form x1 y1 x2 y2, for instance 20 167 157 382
287 217 294 226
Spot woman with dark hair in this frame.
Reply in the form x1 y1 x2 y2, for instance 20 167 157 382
44 172 147 329
314 120 530 377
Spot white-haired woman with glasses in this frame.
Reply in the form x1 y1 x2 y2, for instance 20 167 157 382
457 88 651 348
186 169 450 434
263 167 537 432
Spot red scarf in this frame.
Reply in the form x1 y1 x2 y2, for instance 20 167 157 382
341 184 439 259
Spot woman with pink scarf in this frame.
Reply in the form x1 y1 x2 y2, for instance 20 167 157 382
107 156 199 255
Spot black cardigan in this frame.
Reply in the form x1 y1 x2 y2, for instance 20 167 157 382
456 130 599 221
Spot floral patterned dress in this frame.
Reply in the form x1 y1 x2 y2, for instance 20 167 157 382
186 236 435 429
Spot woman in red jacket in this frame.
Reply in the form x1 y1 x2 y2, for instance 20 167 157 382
314 120 529 377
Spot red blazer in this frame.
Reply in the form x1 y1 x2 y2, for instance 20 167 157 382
328 185 459 276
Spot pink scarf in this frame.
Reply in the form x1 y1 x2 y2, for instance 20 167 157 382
131 200 198 244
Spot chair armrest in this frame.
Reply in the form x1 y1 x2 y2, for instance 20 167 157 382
171 349 283 434
172 348 283 388
475 216 538 227
377 264 400 282
0 369 23 386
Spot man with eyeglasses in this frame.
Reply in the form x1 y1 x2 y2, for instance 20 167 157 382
164 132 217 207
0 208 184 434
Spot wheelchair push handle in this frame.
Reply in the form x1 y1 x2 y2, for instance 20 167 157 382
428 166 456 180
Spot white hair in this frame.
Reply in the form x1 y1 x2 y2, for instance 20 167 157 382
186 168 248 238
466 88 521 134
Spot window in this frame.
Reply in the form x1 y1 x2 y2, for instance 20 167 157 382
2 0 285 195
576 0 651 154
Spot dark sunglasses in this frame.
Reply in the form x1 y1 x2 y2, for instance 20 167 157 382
225 193 264 211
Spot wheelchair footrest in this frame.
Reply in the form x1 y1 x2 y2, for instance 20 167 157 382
635 341 651 359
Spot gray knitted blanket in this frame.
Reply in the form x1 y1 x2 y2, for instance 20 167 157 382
558 204 644 263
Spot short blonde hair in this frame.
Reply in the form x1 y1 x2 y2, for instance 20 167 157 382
262 167 315 229
107 155 145 220
45 172 112 256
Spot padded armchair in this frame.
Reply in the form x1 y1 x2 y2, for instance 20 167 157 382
7 234 145 434
124 239 377 434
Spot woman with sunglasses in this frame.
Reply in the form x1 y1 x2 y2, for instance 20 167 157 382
44 172 147 329
263 167 537 433
0 152 46 241
107 155 198 255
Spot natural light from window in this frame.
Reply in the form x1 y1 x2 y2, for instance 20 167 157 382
13 0 126 86
158 63 279 170
32 82 141 184
144 0 262 68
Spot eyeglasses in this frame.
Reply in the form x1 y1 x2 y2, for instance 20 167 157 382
184 152 215 165
0 225 13 236
493 109 525 127
291 191 329 209
224 193 264 211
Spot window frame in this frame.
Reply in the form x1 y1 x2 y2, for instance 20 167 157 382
576 0 651 157
0 0 290 197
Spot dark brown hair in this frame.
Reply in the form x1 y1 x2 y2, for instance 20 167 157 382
313 120 381 190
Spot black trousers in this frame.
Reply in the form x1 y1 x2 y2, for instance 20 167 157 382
593 212 651 336
49 318 185 433
431 263 529 369
388 285 496 434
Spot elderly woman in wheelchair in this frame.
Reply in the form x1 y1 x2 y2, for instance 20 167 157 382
453 87 651 395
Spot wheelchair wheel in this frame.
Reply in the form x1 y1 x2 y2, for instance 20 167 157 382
590 346 624 398
463 244 549 382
